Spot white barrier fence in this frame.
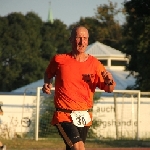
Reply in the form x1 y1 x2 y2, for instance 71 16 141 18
0 94 36 139
35 88 141 141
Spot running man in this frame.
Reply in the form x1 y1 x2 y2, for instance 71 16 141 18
42 25 116 150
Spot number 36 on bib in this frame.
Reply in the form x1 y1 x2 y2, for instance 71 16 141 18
70 111 91 127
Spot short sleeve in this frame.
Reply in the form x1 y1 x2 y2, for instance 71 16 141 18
46 56 58 79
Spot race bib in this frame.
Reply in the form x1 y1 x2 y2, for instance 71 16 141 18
70 111 91 127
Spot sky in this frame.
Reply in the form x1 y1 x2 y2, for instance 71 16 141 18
0 0 125 26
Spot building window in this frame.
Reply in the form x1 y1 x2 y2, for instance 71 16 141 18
111 60 127 66
99 60 107 66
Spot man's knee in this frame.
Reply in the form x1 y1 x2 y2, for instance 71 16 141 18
71 141 85 150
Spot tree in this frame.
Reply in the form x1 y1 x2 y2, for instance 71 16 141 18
94 1 123 49
0 12 72 91
41 19 71 58
0 12 47 91
124 0 150 17
0 13 29 91
122 0 150 91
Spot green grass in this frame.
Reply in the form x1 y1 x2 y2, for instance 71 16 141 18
0 138 65 150
0 138 149 150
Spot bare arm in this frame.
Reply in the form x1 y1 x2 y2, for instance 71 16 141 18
103 81 116 93
42 71 53 94
101 71 116 93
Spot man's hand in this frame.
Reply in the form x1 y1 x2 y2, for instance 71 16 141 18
42 83 52 94
101 71 114 85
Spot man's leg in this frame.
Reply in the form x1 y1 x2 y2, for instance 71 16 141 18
65 141 85 150
71 126 90 150
77 126 90 143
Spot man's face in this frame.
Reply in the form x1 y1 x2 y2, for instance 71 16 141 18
71 27 89 53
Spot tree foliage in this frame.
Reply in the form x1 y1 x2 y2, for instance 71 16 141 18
124 0 150 17
122 0 150 91
41 19 71 57
0 12 70 91
0 12 45 91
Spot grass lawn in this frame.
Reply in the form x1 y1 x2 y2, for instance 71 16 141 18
0 138 149 150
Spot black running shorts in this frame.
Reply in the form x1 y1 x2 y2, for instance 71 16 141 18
55 122 90 150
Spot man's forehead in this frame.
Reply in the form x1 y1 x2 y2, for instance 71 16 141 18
70 26 89 38
76 27 87 32
75 28 89 36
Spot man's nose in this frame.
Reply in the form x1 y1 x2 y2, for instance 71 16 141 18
79 38 84 43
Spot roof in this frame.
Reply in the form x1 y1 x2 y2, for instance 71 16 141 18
11 79 43 94
86 41 125 57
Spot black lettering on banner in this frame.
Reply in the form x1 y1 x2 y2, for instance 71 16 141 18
98 120 137 128
96 106 114 113
76 116 86 126
82 117 86 125
76 116 81 125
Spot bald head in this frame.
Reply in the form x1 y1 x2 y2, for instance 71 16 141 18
70 25 89 39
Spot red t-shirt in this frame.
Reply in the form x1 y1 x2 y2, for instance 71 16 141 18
46 53 106 125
